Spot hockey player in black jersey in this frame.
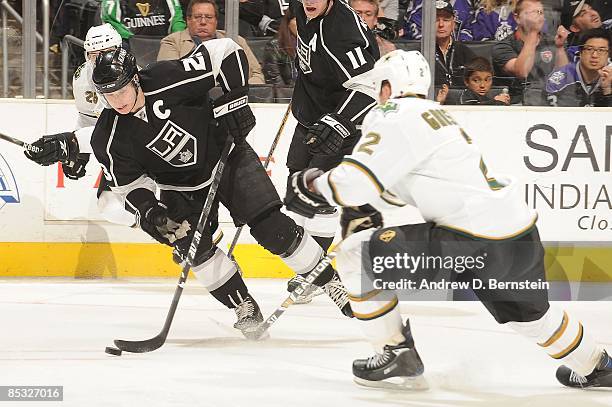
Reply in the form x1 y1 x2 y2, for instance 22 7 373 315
284 0 380 299
23 40 352 338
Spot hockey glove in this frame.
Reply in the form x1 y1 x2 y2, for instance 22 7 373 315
213 87 256 143
304 113 358 156
341 205 383 238
284 169 335 218
138 201 191 246
24 132 79 166
61 153 90 180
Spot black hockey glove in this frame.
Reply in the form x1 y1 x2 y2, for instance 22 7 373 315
341 205 383 238
213 87 256 143
304 113 358 156
284 169 335 218
61 153 90 180
138 201 190 246
24 132 79 166
373 17 400 41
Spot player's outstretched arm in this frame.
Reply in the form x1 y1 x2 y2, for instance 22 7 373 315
306 15 379 155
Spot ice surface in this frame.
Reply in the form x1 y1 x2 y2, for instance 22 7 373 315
1 279 611 407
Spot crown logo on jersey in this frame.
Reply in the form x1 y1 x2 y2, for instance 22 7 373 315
379 230 396 243
146 121 197 167
136 2 151 16
297 34 316 74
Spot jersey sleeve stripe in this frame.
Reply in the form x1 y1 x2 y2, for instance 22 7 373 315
218 69 230 92
165 0 175 33
326 174 347 206
106 116 119 187
337 90 356 114
319 20 351 80
348 6 369 49
234 50 246 87
144 71 214 96
341 157 385 193
350 100 376 122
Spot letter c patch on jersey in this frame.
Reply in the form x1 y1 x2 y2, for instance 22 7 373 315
146 121 197 167
153 99 171 119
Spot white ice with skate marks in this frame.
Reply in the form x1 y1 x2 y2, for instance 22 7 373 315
0 279 611 407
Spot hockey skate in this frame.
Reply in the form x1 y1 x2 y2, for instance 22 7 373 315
287 274 324 304
233 294 266 340
556 350 612 388
353 320 428 390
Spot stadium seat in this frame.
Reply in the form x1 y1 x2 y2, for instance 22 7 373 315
463 41 496 63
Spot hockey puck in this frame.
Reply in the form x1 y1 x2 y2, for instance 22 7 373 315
105 346 122 356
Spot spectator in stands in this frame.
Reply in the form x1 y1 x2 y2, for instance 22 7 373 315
562 0 611 62
157 0 265 84
435 1 478 87
262 7 297 85
439 56 512 104
351 0 397 55
470 0 518 41
402 0 477 40
101 0 186 46
546 28 612 106
492 0 570 105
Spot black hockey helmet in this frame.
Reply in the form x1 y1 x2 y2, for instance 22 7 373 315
92 48 138 94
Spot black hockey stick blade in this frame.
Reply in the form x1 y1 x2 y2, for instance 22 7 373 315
0 132 41 153
112 135 234 353
250 251 338 340
113 270 187 353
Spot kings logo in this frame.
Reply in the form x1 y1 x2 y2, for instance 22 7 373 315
0 153 20 210
146 121 197 167
297 34 317 74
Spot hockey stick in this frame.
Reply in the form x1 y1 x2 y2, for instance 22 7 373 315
0 132 41 154
226 101 292 259
114 135 234 353
251 250 339 340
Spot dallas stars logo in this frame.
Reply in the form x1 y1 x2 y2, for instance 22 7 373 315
375 101 399 115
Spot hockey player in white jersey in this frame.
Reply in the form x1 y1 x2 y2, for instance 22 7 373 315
285 50 612 390
25 24 135 226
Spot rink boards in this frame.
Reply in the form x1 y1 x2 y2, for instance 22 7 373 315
0 99 610 280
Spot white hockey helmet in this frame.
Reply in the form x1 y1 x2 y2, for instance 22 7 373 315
343 50 431 102
372 50 431 98
83 24 122 60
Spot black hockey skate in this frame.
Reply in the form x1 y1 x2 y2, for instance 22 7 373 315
233 294 266 340
556 350 612 388
287 274 324 304
353 320 428 390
